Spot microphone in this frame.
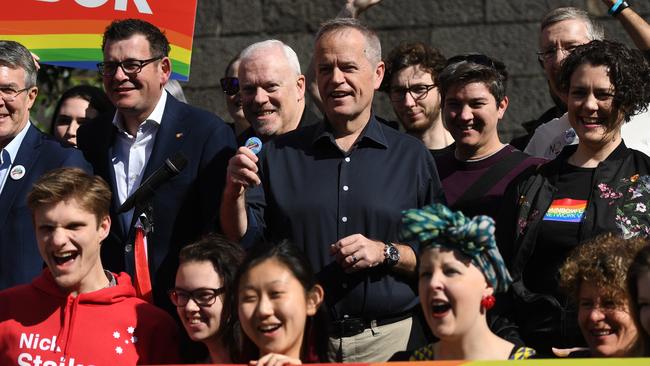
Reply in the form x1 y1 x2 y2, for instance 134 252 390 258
117 152 188 214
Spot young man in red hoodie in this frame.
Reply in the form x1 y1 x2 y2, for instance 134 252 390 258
0 168 179 365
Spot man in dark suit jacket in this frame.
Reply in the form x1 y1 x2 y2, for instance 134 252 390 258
0 40 91 290
77 19 236 308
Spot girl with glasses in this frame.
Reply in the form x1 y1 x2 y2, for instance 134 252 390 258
236 240 325 366
170 235 244 363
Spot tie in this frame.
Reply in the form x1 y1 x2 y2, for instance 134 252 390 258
134 225 153 303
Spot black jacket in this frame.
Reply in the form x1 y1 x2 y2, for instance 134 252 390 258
497 141 650 355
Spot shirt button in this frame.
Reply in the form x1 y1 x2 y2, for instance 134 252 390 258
125 244 133 253
344 157 351 163
343 185 349 191
341 216 348 223
342 283 348 289
343 314 350 319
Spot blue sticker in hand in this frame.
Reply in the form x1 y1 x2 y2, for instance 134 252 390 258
245 137 263 155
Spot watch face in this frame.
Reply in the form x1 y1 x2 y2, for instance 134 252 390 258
385 244 399 266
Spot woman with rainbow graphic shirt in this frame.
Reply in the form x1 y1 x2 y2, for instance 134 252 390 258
496 40 650 358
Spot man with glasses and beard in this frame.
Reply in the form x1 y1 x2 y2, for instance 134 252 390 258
382 42 454 157
77 19 236 311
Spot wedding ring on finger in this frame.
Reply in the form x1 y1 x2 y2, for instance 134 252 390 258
351 254 358 263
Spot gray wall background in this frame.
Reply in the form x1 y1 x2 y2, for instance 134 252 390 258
184 0 650 142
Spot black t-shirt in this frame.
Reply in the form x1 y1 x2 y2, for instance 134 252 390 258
523 162 595 296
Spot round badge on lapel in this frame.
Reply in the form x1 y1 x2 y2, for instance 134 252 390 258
10 165 25 180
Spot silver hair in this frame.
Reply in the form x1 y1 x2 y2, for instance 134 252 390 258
239 40 301 76
540 7 604 42
0 40 37 88
315 18 382 65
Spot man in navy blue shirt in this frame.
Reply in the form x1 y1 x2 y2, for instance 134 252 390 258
221 18 443 362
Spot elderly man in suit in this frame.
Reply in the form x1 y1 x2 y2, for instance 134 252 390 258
0 40 90 289
77 19 236 309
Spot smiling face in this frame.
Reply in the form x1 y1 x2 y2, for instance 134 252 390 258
443 81 507 159
238 258 319 359
175 260 225 344
315 28 384 127
636 272 650 341
54 97 98 147
539 19 591 100
578 282 639 357
567 63 622 151
389 65 441 134
239 46 305 140
102 34 170 125
0 65 37 149
34 198 110 296
418 247 492 340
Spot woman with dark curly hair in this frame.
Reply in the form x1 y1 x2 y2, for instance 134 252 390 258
497 39 650 357
627 244 650 356
559 233 647 357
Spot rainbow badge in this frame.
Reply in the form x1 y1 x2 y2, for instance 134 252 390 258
543 198 587 223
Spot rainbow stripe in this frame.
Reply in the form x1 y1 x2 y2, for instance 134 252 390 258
543 198 587 223
0 2 197 80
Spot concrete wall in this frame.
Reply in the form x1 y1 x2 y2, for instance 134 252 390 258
185 0 650 141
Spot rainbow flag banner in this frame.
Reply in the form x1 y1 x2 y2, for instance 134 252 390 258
0 0 198 81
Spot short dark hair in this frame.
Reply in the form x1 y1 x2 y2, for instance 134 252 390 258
438 54 508 104
0 40 37 88
102 18 170 58
27 168 111 225
558 40 650 123
50 85 114 134
179 234 245 361
382 42 446 92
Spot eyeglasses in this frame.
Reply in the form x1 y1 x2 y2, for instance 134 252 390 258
536 45 580 62
0 86 31 101
388 84 436 102
168 287 225 307
97 56 163 77
220 77 239 96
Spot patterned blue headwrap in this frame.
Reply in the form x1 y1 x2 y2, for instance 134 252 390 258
400 204 512 293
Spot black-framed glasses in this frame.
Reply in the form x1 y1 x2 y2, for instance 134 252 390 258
388 84 436 102
220 77 239 96
536 45 580 62
168 287 225 307
0 86 31 101
97 56 163 77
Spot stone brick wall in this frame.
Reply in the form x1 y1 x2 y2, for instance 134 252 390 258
185 0 650 141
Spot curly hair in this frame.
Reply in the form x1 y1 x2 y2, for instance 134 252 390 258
381 41 446 92
560 233 648 305
628 245 650 355
557 40 650 123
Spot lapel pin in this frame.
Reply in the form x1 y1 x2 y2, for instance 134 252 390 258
175 132 183 139
10 165 26 180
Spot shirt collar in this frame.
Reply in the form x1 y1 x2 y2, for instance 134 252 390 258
3 120 31 165
312 114 389 149
112 90 167 133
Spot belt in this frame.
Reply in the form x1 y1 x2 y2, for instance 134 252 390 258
329 311 412 338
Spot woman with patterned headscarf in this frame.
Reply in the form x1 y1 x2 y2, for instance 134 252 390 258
400 204 535 360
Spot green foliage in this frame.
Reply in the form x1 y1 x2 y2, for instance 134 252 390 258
32 65 102 133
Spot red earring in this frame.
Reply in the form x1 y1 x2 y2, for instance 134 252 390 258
481 295 496 310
